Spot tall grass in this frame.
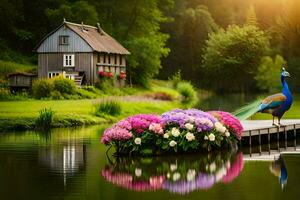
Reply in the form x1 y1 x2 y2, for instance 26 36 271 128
95 100 122 117
0 60 36 78
35 108 54 129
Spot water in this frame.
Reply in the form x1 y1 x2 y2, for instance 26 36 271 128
196 93 259 112
0 126 300 200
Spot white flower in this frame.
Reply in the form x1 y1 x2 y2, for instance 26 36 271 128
134 137 142 145
169 140 177 147
135 168 142 177
171 127 180 137
204 135 209 140
163 133 170 139
167 173 171 178
185 132 195 141
185 123 194 130
208 133 215 141
186 169 196 181
214 122 227 133
209 162 216 172
173 172 181 181
225 131 230 137
170 164 177 171
215 166 227 181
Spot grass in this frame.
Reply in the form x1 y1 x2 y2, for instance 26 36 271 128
0 60 36 78
0 99 180 131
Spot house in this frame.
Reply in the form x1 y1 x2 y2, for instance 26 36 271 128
7 72 37 91
35 20 130 85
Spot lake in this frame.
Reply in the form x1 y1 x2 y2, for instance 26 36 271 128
0 125 300 200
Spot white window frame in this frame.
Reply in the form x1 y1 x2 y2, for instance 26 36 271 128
48 71 61 78
63 54 75 67
65 74 75 80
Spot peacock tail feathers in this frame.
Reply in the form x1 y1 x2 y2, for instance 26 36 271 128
233 99 262 120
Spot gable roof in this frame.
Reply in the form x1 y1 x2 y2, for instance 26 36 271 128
35 21 130 55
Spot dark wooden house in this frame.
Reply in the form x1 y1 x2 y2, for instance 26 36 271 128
35 20 130 85
7 72 37 91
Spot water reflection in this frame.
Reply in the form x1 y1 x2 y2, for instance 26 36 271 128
101 151 244 195
270 155 288 189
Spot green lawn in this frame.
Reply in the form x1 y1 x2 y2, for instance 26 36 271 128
0 99 180 131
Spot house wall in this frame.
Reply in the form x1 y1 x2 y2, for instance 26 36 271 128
38 53 93 84
37 26 93 53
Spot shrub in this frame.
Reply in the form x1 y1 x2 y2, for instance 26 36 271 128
50 90 64 100
0 88 12 100
95 100 122 117
169 70 182 88
35 108 54 129
52 76 77 94
32 79 53 99
176 82 198 107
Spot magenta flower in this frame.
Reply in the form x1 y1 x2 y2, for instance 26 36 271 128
208 111 243 140
101 126 133 144
222 152 244 184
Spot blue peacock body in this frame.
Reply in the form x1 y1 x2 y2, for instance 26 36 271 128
234 67 293 125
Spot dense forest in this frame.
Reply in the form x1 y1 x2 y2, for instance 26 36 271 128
0 0 299 93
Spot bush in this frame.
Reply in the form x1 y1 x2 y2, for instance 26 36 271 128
176 82 198 107
50 90 64 100
95 100 122 117
169 70 182 88
32 79 53 99
35 108 54 129
52 76 77 94
0 88 12 100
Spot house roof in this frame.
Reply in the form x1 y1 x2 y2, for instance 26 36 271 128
35 21 130 55
7 72 37 77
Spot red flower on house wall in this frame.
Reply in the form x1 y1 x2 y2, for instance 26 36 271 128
98 71 114 78
118 71 126 80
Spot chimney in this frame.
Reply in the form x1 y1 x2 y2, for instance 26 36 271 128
97 23 104 35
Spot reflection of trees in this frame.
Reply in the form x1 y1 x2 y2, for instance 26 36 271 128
269 155 288 189
101 151 244 195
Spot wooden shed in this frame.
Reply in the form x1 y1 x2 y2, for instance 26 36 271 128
34 20 130 86
7 72 37 91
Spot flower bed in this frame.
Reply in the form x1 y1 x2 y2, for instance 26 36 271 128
101 109 243 155
101 151 244 194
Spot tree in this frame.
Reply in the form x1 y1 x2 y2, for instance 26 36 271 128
255 55 287 93
45 1 99 26
160 5 218 83
202 25 270 93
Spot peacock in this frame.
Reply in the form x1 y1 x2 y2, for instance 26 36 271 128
234 67 293 126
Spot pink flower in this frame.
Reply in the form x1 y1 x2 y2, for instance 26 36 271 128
149 123 164 135
101 127 133 144
222 152 244 184
208 111 243 140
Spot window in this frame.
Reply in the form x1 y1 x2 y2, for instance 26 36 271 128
59 35 69 45
63 54 75 67
65 74 75 80
48 72 60 78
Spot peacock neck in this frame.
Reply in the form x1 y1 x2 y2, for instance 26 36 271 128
281 76 292 98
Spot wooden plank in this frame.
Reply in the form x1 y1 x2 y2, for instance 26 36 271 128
241 119 300 137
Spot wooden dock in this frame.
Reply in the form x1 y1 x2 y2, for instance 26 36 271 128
241 119 300 137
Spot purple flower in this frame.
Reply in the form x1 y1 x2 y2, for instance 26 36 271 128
162 173 215 194
161 109 217 132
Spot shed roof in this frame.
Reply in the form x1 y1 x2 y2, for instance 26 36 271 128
7 72 37 77
35 21 130 55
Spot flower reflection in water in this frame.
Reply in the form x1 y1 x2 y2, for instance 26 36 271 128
101 151 244 195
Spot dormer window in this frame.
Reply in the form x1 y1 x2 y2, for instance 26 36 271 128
59 35 69 45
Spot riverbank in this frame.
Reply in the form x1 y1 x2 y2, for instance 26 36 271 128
0 98 180 131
